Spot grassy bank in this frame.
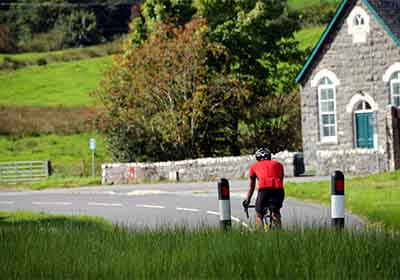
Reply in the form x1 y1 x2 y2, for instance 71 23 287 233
295 26 325 50
286 171 400 230
0 133 110 178
0 212 398 279
0 56 111 107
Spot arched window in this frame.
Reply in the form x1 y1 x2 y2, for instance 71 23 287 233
347 6 370 43
390 71 400 107
318 77 337 142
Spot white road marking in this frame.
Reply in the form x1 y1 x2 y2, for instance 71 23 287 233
88 202 123 207
176 207 200 212
0 201 14 205
126 190 168 196
32 202 72 206
136 204 165 209
231 216 241 223
207 211 220 216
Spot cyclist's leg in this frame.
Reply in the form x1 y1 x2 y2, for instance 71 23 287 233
255 212 264 229
255 189 268 229
271 208 282 228
270 188 284 228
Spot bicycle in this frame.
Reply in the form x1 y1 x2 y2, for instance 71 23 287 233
243 203 282 231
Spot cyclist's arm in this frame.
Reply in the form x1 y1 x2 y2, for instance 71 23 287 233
246 176 256 202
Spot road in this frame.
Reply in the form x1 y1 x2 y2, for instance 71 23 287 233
0 178 365 230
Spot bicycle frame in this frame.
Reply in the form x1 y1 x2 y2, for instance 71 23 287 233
243 205 274 230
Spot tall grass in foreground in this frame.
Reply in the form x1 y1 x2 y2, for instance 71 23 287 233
0 217 399 279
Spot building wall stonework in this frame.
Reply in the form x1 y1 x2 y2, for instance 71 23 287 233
300 0 400 175
101 151 303 185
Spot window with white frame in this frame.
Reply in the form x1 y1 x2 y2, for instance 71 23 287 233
318 77 337 141
390 71 400 107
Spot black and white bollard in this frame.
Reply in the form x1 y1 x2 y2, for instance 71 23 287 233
331 171 345 229
218 178 231 230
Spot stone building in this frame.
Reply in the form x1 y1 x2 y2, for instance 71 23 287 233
296 0 400 175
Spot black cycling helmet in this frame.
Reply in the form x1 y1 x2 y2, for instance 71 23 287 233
255 147 271 161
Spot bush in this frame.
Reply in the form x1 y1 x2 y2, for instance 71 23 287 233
20 30 65 52
36 58 48 66
0 56 27 70
96 20 248 162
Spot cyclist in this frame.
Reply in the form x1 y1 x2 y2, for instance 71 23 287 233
243 148 285 228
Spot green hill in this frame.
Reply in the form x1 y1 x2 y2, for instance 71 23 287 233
0 56 111 107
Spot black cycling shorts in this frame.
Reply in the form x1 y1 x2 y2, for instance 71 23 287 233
256 188 285 215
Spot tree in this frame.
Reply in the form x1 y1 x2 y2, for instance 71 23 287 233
96 19 249 162
55 9 101 47
126 0 305 153
195 0 304 152
128 0 196 48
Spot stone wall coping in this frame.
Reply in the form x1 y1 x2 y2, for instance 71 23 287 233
317 149 385 157
102 151 300 169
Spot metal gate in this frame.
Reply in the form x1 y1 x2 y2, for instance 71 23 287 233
0 161 51 184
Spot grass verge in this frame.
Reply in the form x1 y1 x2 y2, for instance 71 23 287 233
0 213 398 279
286 171 400 230
0 176 101 190
0 56 111 107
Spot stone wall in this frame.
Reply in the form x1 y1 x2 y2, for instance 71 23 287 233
101 151 304 185
299 0 400 175
315 149 388 176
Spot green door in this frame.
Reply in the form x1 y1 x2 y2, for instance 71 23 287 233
356 112 374 149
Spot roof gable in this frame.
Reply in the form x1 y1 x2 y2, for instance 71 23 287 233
295 0 400 84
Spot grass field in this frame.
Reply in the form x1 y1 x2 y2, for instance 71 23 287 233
286 171 400 231
295 26 325 50
0 211 398 279
0 27 324 108
0 133 110 179
288 0 340 10
0 56 111 107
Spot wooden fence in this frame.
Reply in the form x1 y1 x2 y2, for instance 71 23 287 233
0 161 51 184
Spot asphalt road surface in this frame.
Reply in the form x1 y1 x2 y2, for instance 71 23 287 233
0 178 365 230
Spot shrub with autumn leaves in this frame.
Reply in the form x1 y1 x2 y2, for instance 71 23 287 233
95 19 250 162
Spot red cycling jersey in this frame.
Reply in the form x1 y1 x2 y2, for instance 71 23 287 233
249 160 284 190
